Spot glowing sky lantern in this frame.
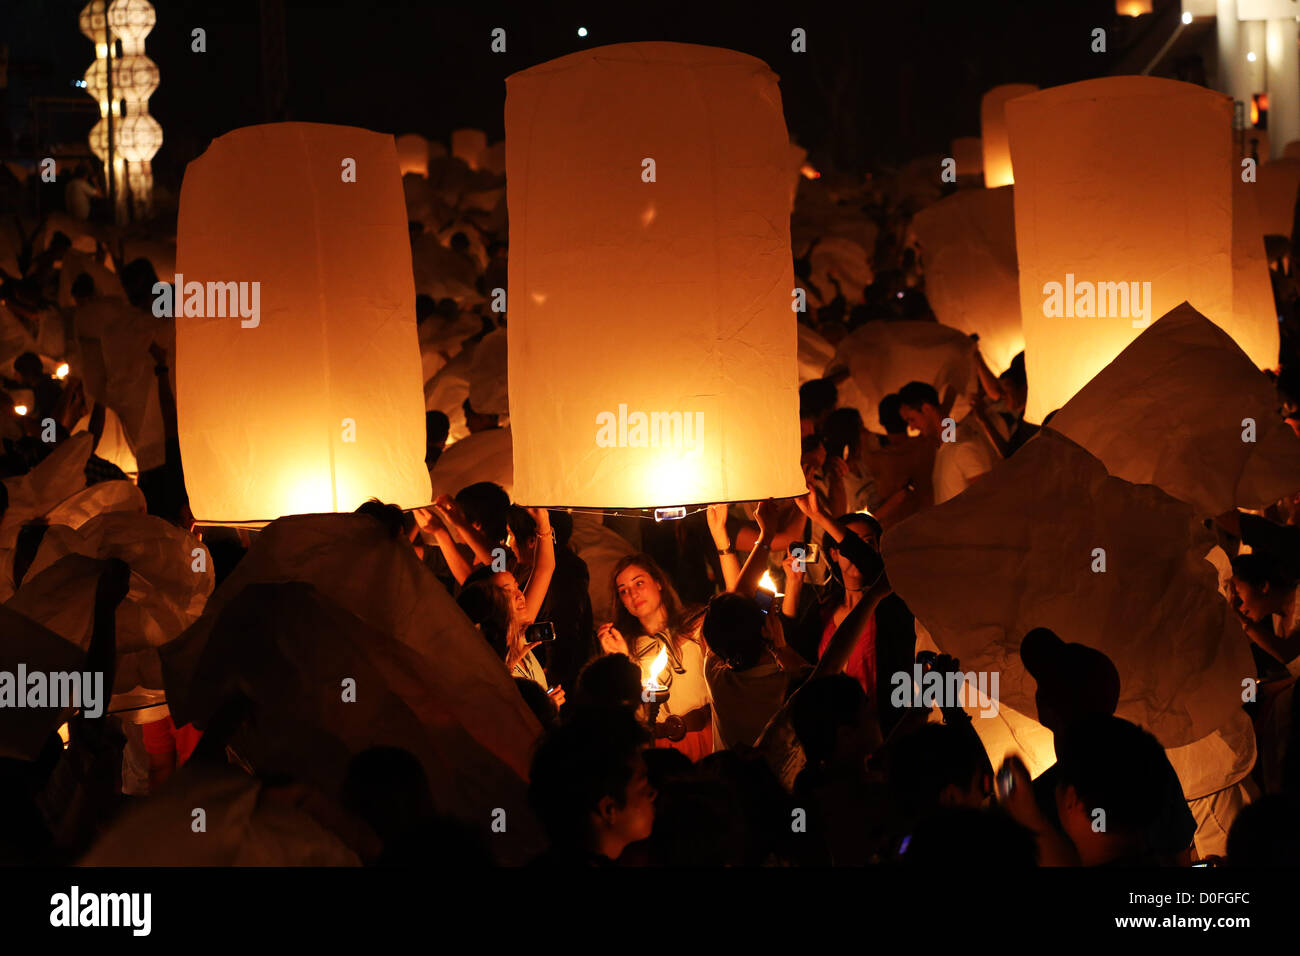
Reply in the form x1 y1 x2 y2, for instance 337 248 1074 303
979 83 1037 188
175 122 431 524
395 133 429 177
505 43 805 509
1005 77 1273 423
1116 0 1152 15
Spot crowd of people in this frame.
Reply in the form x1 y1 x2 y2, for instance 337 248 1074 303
1 141 1299 868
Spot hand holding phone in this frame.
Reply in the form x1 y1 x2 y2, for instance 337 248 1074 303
525 621 557 643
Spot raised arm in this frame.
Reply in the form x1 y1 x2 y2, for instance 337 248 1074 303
413 506 474 584
521 507 555 624
432 494 498 568
707 503 741 592
735 498 782 597
792 483 849 545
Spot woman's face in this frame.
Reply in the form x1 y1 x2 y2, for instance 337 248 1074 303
1232 575 1276 623
836 519 878 586
617 564 663 622
494 571 528 625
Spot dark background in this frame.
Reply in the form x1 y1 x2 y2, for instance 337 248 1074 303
2 0 1158 190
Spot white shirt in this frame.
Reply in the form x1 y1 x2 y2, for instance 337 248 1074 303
512 649 548 691
633 634 710 720
932 414 1001 505
65 178 97 220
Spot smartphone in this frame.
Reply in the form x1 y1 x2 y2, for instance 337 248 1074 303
788 542 820 565
996 765 1016 797
525 621 557 643
754 588 776 616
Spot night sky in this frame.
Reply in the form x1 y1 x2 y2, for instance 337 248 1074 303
4 0 1147 190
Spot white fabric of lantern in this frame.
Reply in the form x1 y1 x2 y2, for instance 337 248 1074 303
881 428 1255 754
910 185 1023 374
1047 303 1300 517
175 122 431 523
505 42 805 508
1006 77 1272 423
830 320 975 432
980 84 1037 188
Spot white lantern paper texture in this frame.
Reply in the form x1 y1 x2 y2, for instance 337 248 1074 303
505 43 805 508
1005 77 1272 423
1048 303 1300 517
910 186 1023 374
176 122 431 523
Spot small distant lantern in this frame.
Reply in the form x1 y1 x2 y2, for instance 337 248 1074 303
451 128 488 169
175 123 431 524
980 84 1037 188
505 43 805 508
395 133 430 177
1006 77 1273 423
1116 0 1153 15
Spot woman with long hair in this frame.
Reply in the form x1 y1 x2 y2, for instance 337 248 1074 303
597 552 713 761
455 507 565 707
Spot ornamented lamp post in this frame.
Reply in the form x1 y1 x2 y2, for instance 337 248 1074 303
108 0 161 220
80 0 162 223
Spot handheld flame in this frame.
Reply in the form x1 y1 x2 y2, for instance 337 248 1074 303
642 644 669 691
758 569 784 598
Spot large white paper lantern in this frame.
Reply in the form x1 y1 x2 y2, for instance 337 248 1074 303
1006 77 1275 423
1049 303 1300 517
175 122 431 523
505 43 805 508
882 429 1254 762
910 185 1023 373
980 83 1037 188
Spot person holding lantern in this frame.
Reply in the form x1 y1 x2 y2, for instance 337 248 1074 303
598 553 713 761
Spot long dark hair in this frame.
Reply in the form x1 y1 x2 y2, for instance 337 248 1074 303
609 553 701 653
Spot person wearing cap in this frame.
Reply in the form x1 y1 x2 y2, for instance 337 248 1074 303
1018 627 1196 864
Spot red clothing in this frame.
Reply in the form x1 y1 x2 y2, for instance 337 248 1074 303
141 715 203 766
819 604 877 698
656 724 713 762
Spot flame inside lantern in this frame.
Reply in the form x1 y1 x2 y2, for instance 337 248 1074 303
642 644 669 691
